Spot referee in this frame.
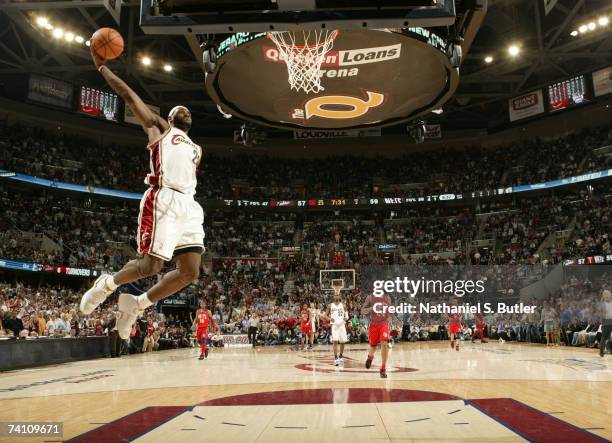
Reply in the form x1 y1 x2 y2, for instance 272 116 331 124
248 313 260 348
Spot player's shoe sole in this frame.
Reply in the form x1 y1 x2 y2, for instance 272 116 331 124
80 274 114 315
116 293 143 340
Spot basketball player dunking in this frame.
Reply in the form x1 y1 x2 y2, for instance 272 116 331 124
191 300 219 360
329 293 349 366
79 47 205 340
362 293 392 378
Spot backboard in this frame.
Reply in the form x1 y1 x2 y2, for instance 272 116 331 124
320 269 356 292
139 0 458 34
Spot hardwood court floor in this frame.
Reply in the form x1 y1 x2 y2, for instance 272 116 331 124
0 341 610 442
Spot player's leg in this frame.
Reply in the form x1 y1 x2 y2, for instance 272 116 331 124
333 340 339 365
366 344 376 368
117 252 200 339
80 187 167 315
197 328 205 359
200 331 208 359
380 325 390 377
146 251 201 303
380 340 389 378
366 325 379 369
338 325 347 364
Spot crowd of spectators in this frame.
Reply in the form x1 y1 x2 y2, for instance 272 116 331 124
0 119 610 358
1 120 611 200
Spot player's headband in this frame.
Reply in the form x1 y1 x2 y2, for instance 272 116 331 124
168 105 189 122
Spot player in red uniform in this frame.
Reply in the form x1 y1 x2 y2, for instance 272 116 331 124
362 293 392 378
472 312 487 343
191 300 219 360
299 303 311 350
448 312 462 351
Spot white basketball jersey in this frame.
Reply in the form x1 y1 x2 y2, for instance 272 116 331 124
147 127 201 195
331 302 347 325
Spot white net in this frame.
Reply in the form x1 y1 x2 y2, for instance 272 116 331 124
331 279 344 296
267 29 339 94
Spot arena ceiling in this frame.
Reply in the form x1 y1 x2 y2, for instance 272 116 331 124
0 0 611 136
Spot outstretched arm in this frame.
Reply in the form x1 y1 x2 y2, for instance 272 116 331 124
91 47 167 142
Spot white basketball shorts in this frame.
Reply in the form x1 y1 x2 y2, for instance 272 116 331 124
331 323 348 343
137 187 204 261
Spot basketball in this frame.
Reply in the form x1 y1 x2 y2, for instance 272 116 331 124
90 28 124 60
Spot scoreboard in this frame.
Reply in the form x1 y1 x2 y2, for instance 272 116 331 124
79 85 120 121
547 75 588 112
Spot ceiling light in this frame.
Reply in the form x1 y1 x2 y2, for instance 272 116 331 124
570 30 578 37
85 40 90 47
142 56 151 66
75 35 84 44
36 17 48 28
598 16 609 27
52 28 64 39
45 23 53 30
588 22 596 30
65 32 74 42
579 25 588 33
508 45 520 56
484 55 494 63
432 108 443 115
163 64 173 72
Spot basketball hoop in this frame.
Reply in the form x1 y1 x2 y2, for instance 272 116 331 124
267 29 339 94
331 279 344 296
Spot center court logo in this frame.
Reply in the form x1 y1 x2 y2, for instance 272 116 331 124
291 91 386 121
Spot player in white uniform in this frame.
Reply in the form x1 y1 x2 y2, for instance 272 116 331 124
79 46 205 339
328 293 349 366
308 302 319 350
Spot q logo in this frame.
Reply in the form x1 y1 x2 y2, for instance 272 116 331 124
292 91 386 121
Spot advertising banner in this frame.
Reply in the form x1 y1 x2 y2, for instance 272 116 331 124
28 74 74 109
509 90 544 122
593 66 612 97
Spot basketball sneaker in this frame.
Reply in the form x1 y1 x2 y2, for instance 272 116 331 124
339 357 344 366
365 355 373 369
199 354 205 360
380 368 387 378
205 348 209 358
80 274 116 315
116 293 143 340
334 358 339 366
